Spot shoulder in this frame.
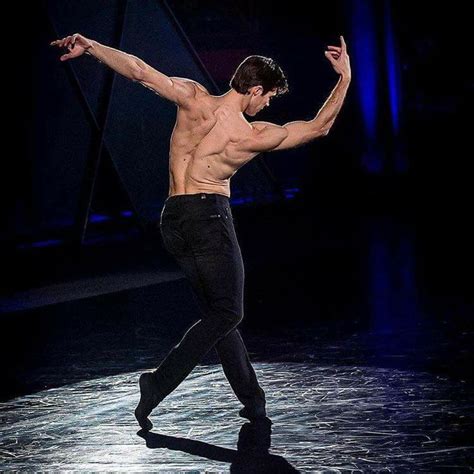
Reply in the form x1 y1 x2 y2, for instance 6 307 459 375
169 78 211 110
192 81 210 95
170 77 210 97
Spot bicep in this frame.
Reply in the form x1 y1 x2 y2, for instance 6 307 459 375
242 122 289 153
272 120 327 151
136 64 196 106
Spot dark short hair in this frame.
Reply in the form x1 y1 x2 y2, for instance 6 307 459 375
230 55 289 96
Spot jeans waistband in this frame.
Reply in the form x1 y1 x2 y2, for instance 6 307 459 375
165 193 230 205
161 193 233 222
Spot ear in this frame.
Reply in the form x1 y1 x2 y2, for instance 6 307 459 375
249 85 263 96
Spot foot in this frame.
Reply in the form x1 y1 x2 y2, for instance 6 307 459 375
239 406 269 422
134 372 161 430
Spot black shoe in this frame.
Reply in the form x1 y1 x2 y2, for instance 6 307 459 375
239 406 270 422
134 372 161 431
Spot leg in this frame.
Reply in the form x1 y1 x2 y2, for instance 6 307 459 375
135 239 244 429
150 248 244 398
181 252 266 416
215 329 267 417
135 197 266 429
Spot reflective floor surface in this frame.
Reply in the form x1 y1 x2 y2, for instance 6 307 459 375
1 203 473 471
1 363 472 472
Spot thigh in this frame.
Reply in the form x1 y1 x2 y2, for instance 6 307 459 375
161 205 245 317
183 217 245 317
194 245 245 315
160 214 189 257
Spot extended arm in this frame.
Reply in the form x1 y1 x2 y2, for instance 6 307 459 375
273 74 350 150
247 36 351 153
50 33 197 107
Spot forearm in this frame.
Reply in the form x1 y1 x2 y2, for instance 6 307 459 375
274 76 350 151
86 40 143 80
310 75 350 134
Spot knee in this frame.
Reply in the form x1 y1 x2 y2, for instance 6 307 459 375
206 298 244 330
218 309 243 331
227 311 244 327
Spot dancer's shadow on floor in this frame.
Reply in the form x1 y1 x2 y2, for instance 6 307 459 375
137 417 299 473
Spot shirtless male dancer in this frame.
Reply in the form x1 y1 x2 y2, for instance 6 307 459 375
51 33 351 430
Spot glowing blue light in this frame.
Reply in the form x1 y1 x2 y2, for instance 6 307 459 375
89 214 111 224
384 0 400 135
350 0 383 173
17 239 64 249
284 187 300 199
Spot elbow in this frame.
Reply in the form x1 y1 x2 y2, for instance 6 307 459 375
309 120 330 139
130 57 145 81
315 126 330 138
130 66 144 82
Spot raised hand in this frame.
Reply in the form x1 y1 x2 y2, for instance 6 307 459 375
50 33 93 61
325 35 351 80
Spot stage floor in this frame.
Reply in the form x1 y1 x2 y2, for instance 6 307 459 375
1 361 472 471
1 203 473 470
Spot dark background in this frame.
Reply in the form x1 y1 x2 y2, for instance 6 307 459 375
3 0 473 242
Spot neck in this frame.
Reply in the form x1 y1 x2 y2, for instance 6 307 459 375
219 89 250 113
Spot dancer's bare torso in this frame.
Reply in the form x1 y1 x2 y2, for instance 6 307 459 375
168 83 258 198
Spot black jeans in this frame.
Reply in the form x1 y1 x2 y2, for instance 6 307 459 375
152 192 266 414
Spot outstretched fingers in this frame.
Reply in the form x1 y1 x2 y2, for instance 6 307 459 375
50 37 66 48
69 34 78 48
326 44 340 60
64 35 74 49
324 51 338 66
340 35 347 52
50 35 76 49
327 35 347 59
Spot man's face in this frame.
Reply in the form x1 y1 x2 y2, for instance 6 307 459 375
245 87 277 116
